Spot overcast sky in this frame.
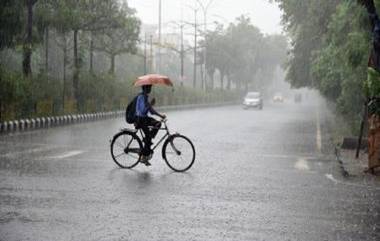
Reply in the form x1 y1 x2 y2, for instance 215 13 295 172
127 0 283 35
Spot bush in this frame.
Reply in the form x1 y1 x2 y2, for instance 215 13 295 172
0 67 239 122
0 67 63 121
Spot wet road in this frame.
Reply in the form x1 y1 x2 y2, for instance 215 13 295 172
0 96 379 241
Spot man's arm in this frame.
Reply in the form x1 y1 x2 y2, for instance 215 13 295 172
149 106 165 119
147 97 166 119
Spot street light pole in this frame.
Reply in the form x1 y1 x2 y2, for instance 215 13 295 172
193 9 198 88
168 21 186 86
158 0 162 73
180 24 184 86
196 0 215 90
144 33 147 75
203 11 207 90
150 34 153 73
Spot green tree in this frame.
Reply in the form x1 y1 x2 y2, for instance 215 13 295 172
204 25 224 90
0 0 24 50
225 16 263 91
273 0 340 88
204 16 287 92
22 0 39 77
93 3 141 74
273 0 380 130
51 0 122 102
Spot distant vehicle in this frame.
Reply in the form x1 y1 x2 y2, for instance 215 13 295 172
273 92 284 103
294 93 302 103
243 92 263 110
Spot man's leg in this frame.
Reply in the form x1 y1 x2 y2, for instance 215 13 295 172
140 117 161 156
146 117 161 139
139 118 153 156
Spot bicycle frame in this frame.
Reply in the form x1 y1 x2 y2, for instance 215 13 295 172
138 119 171 151
111 117 194 171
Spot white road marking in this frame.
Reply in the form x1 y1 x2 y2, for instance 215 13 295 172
325 173 380 190
295 158 310 171
48 150 84 159
325 174 339 184
316 106 322 153
0 146 54 158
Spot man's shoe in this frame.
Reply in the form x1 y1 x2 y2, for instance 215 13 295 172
140 154 153 166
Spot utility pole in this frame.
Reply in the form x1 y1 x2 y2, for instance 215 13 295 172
193 9 198 88
196 0 214 90
203 11 207 90
158 0 162 73
144 33 147 75
180 24 184 86
150 34 153 73
184 4 200 89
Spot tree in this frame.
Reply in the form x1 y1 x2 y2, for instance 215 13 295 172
256 34 288 89
203 16 287 92
50 0 123 103
204 26 222 90
273 0 380 130
273 0 340 88
93 3 140 74
226 16 263 91
0 0 24 50
34 0 56 74
22 0 39 77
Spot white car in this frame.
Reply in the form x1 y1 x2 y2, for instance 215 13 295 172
243 92 263 109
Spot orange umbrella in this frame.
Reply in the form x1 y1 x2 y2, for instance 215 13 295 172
134 74 173 87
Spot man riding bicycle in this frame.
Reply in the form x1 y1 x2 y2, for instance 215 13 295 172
135 85 166 166
111 74 195 171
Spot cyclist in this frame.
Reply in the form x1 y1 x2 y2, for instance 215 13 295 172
135 85 166 166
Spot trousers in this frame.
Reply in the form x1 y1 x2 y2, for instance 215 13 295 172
136 117 161 155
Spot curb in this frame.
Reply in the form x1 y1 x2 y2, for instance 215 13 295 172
0 101 237 134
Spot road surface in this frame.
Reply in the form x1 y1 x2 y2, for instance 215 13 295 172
0 96 379 241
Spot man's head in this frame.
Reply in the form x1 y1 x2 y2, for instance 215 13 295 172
142 85 152 94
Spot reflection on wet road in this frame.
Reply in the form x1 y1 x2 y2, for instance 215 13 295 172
0 97 379 241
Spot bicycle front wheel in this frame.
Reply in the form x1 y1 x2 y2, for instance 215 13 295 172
110 131 142 169
162 134 195 172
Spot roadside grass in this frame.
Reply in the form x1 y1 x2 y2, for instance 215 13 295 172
325 101 359 146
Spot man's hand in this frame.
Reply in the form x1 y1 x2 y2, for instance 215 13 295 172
161 113 166 119
150 98 156 106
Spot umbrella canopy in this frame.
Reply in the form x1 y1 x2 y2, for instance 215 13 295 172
134 74 173 87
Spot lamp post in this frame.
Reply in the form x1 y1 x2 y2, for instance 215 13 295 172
196 0 215 90
158 0 162 73
193 8 198 88
144 33 147 74
183 3 201 89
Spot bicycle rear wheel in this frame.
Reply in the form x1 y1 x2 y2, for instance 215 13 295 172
162 134 195 172
110 131 142 169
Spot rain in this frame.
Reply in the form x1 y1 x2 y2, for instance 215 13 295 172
0 0 379 240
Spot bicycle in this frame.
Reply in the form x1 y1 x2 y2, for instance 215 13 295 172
110 118 196 172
